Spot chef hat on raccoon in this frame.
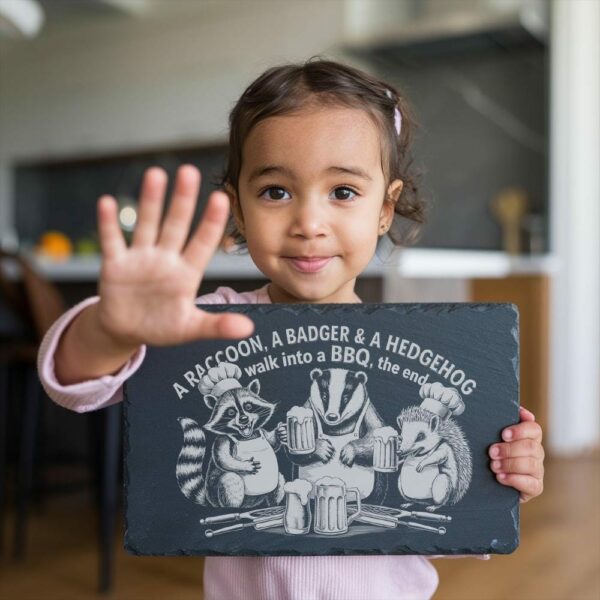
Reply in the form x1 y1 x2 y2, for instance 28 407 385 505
198 362 243 397
419 382 465 419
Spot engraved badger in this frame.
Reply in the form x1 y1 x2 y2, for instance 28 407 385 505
175 362 286 509
396 382 472 512
286 367 388 502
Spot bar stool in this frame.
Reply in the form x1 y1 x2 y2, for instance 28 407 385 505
0 249 66 560
0 250 122 593
0 251 39 559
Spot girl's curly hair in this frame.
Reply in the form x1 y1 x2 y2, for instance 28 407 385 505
215 55 428 252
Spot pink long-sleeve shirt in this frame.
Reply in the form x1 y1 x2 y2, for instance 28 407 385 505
37 282 444 600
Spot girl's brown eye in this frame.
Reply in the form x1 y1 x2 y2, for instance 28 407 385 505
259 186 289 201
332 187 357 201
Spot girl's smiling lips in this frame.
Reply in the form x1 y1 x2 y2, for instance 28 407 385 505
284 256 334 273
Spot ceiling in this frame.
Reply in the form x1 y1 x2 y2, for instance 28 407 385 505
0 0 230 48
36 0 162 27
2 0 222 36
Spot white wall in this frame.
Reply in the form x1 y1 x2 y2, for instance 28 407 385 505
548 0 600 454
0 0 373 239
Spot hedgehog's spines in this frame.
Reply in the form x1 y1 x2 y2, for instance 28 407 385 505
397 405 472 505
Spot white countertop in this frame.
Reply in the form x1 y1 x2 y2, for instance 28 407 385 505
3 249 559 281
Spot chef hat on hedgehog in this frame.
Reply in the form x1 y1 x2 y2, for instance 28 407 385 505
419 382 465 419
198 362 243 397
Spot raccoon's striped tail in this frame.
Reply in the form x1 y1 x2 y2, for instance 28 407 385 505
176 417 208 505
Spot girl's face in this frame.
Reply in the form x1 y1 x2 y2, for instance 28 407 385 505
229 104 403 304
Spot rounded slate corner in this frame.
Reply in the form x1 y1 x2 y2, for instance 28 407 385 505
492 533 520 555
506 302 520 322
123 535 142 556
506 535 520 554
123 523 147 557
490 302 520 324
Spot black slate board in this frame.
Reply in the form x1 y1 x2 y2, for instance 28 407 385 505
123 303 519 556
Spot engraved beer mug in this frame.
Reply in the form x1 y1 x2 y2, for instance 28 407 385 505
286 406 316 454
283 479 313 534
373 426 400 472
313 476 361 535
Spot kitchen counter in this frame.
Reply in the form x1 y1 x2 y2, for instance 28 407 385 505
2 249 559 281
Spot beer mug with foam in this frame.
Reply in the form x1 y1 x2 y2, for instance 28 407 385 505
373 426 400 472
283 479 313 535
286 406 316 454
313 476 361 535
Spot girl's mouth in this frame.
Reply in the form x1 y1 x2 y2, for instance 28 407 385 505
285 256 333 273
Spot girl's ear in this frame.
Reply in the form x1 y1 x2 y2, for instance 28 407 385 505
224 182 245 235
379 178 403 232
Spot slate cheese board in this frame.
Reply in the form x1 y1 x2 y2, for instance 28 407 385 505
123 303 520 557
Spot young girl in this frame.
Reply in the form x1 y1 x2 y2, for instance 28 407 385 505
38 58 544 600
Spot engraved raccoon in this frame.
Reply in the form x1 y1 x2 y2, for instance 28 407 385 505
287 367 388 503
176 362 286 509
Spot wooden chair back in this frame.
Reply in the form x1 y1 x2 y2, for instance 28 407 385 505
0 250 66 341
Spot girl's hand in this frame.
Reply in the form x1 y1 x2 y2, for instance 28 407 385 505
95 164 254 348
488 406 544 503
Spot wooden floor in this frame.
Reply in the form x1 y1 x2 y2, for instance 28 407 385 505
0 456 598 600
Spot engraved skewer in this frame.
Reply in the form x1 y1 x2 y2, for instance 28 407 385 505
205 516 284 537
200 506 284 525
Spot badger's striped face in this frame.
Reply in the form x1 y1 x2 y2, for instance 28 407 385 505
310 368 367 426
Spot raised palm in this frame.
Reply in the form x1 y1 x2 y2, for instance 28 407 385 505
95 165 254 347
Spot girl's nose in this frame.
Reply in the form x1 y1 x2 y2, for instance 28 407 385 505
289 196 328 239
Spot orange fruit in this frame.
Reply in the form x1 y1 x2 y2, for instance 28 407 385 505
37 231 73 261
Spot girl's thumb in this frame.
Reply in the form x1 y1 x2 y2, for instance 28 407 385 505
186 310 255 342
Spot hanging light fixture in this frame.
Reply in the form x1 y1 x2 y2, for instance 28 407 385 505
0 0 45 38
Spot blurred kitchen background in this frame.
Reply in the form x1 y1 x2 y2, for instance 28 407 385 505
0 0 598 599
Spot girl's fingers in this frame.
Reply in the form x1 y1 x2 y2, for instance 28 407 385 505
97 195 127 260
157 164 201 252
490 456 544 479
185 309 255 343
519 406 536 421
501 420 543 443
488 439 544 460
496 472 543 500
183 190 230 271
132 167 168 247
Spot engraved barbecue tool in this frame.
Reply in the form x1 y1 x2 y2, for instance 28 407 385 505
361 504 452 523
200 506 285 526
354 504 450 535
353 512 447 534
351 512 396 528
205 515 284 537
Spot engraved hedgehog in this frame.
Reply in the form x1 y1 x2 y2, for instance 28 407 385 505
395 382 472 512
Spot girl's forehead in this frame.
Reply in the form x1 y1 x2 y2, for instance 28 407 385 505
241 106 383 178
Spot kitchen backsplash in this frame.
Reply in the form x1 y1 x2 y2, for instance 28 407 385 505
14 45 548 252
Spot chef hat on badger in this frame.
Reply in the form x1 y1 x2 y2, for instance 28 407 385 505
419 382 465 419
198 362 243 397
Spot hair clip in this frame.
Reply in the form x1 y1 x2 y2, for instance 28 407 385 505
385 88 402 136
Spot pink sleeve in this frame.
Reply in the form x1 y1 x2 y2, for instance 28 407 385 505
429 554 491 560
37 289 230 414
37 295 146 414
